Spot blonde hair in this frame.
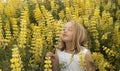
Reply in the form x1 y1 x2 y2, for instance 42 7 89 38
58 21 88 53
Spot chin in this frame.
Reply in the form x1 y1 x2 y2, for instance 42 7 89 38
62 38 71 42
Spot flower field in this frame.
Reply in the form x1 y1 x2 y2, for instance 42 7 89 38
0 0 120 71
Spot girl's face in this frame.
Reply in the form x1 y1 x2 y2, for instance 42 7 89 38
61 22 74 42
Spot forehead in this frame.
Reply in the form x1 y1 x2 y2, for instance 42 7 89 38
64 22 73 28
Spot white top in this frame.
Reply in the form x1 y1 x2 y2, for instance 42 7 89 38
57 48 88 71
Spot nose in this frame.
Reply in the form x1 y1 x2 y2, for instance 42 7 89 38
63 29 67 33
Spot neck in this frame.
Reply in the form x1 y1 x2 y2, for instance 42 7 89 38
65 42 73 51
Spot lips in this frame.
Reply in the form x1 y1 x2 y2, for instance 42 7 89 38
62 33 67 37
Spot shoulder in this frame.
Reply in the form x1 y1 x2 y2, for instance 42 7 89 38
83 48 91 55
55 48 63 55
84 48 93 62
80 47 89 54
80 47 92 60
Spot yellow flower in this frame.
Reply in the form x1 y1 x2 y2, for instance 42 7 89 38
50 0 55 9
10 45 23 71
79 51 86 69
44 55 52 70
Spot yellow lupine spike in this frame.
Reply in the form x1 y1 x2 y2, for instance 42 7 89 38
0 1 4 14
44 55 52 71
102 46 116 56
30 26 43 67
85 1 91 9
94 7 100 18
10 45 23 71
58 10 64 19
64 0 69 7
10 18 19 37
50 0 55 10
4 21 11 46
79 51 86 70
101 32 111 40
92 52 110 70
34 6 43 22
0 15 4 44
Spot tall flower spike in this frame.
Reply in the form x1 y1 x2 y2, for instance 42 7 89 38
79 51 86 70
54 20 64 46
50 0 55 10
112 23 119 47
0 1 4 14
0 16 4 48
65 7 72 20
30 26 43 67
10 45 23 71
44 55 52 71
0 16 4 42
10 18 19 38
18 10 28 48
58 10 64 20
94 7 100 18
41 5 55 50
4 2 16 17
64 0 69 7
4 21 11 46
102 46 116 57
34 5 44 22
40 5 48 19
92 52 110 71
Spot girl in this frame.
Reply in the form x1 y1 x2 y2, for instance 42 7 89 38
48 21 95 71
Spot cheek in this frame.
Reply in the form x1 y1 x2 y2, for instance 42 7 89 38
61 31 74 41
69 32 75 42
66 32 73 40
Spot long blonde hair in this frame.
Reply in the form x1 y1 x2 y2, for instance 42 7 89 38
58 21 88 53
